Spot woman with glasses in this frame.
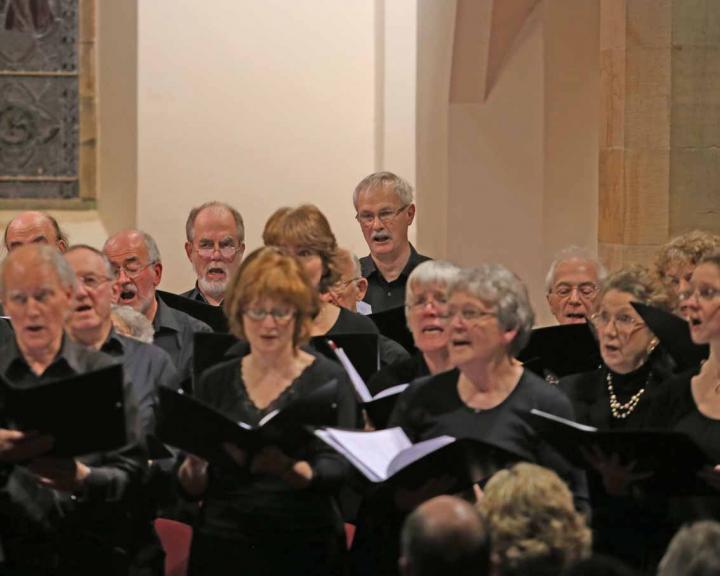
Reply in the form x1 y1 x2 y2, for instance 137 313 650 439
177 247 357 576
559 266 676 573
366 260 458 400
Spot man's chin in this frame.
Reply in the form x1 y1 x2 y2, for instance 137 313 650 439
199 278 227 299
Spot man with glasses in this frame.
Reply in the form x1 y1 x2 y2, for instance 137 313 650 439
182 201 245 306
353 171 431 313
545 247 606 325
103 229 211 385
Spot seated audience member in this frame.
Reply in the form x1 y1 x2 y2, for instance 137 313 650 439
3 210 68 253
328 247 409 367
65 244 179 434
657 521 720 576
654 229 720 318
182 201 246 306
104 229 211 384
0 245 152 575
112 304 155 343
263 204 379 339
353 172 430 313
545 246 606 325
367 260 458 397
480 463 592 576
177 247 357 576
399 495 491 576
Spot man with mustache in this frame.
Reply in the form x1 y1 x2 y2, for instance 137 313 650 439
354 172 430 314
545 247 606 325
182 201 245 306
103 230 210 385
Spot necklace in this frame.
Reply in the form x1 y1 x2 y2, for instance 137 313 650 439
606 371 649 419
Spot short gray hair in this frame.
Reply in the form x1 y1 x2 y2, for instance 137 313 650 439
405 260 460 322
0 244 76 297
111 304 155 343
659 521 720 576
142 232 162 263
448 264 535 357
66 244 116 278
353 171 414 208
545 246 607 293
186 201 245 243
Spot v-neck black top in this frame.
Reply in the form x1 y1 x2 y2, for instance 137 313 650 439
194 352 357 539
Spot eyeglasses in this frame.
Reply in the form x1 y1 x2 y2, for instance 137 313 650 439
195 239 242 260
445 306 497 322
243 307 295 323
678 285 720 303
589 311 645 334
331 277 360 292
406 293 448 311
550 283 598 298
78 274 112 290
6 287 56 306
355 204 409 227
112 261 154 279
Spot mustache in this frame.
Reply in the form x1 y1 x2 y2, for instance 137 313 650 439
371 231 391 241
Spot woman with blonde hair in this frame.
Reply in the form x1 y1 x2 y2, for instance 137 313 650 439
177 247 357 575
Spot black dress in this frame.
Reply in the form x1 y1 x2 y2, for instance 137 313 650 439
187 353 357 576
366 354 429 397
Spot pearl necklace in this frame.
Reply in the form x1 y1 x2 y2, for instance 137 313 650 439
606 371 648 419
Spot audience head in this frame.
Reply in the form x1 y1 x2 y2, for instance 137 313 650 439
184 201 246 303
446 264 534 366
480 463 591 576
588 265 672 374
353 171 416 261
4 210 68 253
400 495 491 576
326 247 368 311
683 249 720 346
545 247 606 325
262 204 339 293
658 520 720 576
0 244 76 357
404 260 458 355
655 230 720 299
65 245 117 344
103 229 163 318
110 304 155 343
224 247 319 351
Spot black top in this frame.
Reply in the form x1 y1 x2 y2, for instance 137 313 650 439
181 284 215 305
389 368 589 508
328 306 379 336
0 336 148 574
0 317 12 349
367 353 429 396
360 244 431 313
152 297 212 384
193 352 358 540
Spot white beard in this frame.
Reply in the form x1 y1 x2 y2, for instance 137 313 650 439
198 276 227 301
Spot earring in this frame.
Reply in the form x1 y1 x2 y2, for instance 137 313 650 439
647 338 659 355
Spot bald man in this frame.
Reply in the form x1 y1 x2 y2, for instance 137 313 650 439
4 210 68 253
400 495 491 576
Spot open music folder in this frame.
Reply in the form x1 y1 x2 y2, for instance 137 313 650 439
1 364 127 457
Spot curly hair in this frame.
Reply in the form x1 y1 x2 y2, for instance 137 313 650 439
596 265 675 313
655 230 720 283
479 463 591 576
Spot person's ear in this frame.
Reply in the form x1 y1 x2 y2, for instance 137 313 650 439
152 262 163 287
184 241 193 262
406 203 416 226
356 277 368 300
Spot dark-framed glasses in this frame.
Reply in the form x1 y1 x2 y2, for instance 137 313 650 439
355 204 409 226
243 307 295 323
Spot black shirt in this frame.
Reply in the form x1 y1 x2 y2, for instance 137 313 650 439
360 244 431 313
180 283 219 306
0 336 147 575
152 296 212 383
367 353 429 396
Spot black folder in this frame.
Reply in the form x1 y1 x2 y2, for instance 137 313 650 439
311 333 379 383
518 323 601 382
525 409 712 494
1 364 127 457
156 378 339 463
315 427 520 491
369 306 415 354
157 290 228 333
363 384 408 430
631 302 708 371
192 332 245 383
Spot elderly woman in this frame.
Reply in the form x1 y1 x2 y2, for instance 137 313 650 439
480 463 591 576
367 260 458 397
655 230 720 318
263 204 379 338
177 247 357 576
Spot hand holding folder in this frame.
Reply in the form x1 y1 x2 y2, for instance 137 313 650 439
156 378 340 464
1 364 127 458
